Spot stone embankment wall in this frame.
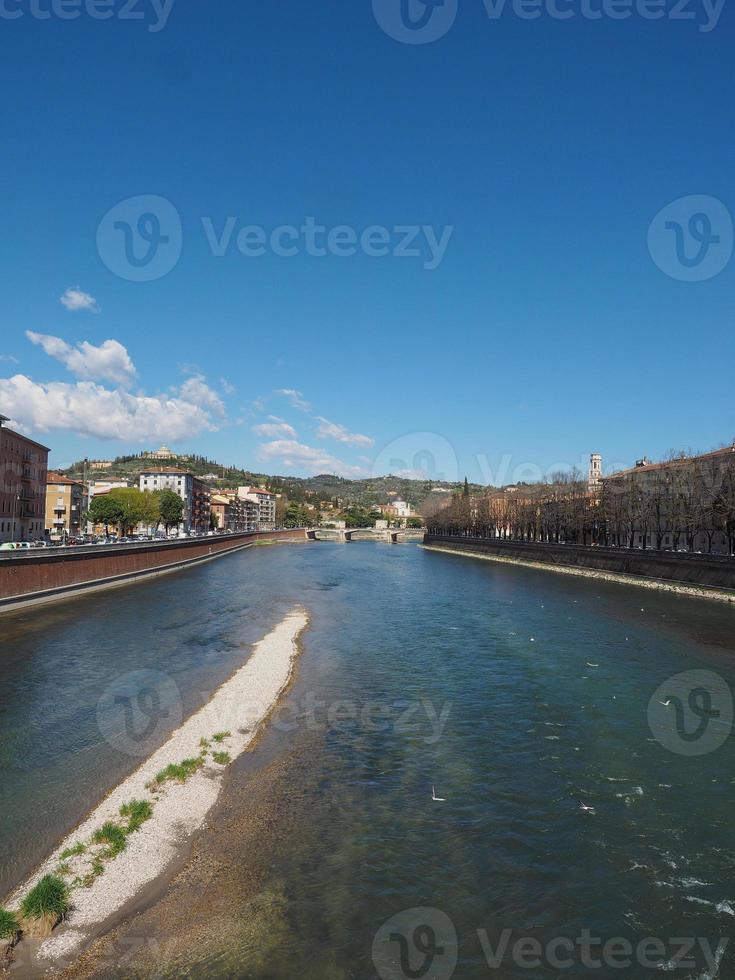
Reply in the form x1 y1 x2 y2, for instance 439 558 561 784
423 534 735 593
0 530 306 612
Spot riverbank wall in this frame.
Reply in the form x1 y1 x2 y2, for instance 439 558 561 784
0 530 307 613
422 534 735 601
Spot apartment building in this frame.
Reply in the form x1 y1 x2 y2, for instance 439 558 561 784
45 472 86 542
0 416 49 543
139 468 211 533
238 486 276 530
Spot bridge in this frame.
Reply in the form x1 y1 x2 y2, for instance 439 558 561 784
305 527 426 543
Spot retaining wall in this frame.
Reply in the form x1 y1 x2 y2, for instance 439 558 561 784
0 530 306 612
422 534 735 592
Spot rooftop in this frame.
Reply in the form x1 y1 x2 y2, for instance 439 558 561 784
605 443 735 480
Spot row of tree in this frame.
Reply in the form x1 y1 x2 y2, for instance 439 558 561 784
427 452 735 556
87 488 184 536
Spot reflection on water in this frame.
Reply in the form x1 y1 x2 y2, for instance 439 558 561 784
4 542 735 979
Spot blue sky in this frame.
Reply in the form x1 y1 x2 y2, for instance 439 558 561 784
1 0 733 483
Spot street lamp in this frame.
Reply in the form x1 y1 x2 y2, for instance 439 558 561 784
12 492 20 542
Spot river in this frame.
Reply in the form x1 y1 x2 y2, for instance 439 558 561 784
2 540 735 978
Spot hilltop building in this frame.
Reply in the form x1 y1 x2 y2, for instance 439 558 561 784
141 446 178 461
0 417 49 543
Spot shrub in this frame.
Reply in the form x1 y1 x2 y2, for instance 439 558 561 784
119 799 152 833
20 876 69 920
212 731 231 743
155 757 204 785
0 908 18 940
60 842 86 859
92 822 127 857
212 751 231 765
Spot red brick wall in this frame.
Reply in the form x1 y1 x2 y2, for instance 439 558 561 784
0 530 306 604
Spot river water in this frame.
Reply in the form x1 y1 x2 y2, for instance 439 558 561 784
2 541 735 978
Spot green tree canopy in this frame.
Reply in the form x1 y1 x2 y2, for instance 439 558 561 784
154 488 184 530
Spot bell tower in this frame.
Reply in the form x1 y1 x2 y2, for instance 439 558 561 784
588 453 602 492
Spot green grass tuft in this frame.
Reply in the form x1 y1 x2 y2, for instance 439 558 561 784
91 857 105 878
60 842 86 859
56 862 72 878
212 731 231 743
119 799 152 833
199 737 210 750
212 751 231 765
20 875 69 920
0 907 19 940
92 822 127 857
155 757 204 785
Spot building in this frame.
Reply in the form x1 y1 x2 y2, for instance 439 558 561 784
0 417 49 543
238 486 276 530
88 479 131 498
219 490 259 531
588 453 603 493
602 444 735 554
141 446 177 461
385 499 415 519
87 459 114 470
210 494 234 531
139 468 211 533
45 472 86 542
191 476 212 532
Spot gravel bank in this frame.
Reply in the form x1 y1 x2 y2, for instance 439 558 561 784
5 606 309 965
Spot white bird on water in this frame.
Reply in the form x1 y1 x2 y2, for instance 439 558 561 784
432 786 446 802
586 662 599 668
578 802 596 814
659 700 672 707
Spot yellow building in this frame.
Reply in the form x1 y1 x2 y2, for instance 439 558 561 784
45 472 86 542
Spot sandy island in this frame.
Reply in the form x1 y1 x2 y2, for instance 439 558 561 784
5 606 309 968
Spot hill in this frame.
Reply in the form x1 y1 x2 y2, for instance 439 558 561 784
63 454 483 512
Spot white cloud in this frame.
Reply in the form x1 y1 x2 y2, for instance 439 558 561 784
252 415 298 438
60 287 100 313
258 439 368 478
178 375 226 418
315 416 374 447
0 375 221 442
275 388 312 412
1 335 225 442
0 354 19 364
26 331 136 386
220 377 236 396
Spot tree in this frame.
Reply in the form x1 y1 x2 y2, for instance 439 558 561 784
108 488 149 536
138 490 161 532
88 494 124 536
155 489 184 532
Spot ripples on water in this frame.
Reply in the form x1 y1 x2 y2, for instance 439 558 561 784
2 541 735 978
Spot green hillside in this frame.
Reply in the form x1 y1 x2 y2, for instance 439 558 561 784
64 454 482 510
